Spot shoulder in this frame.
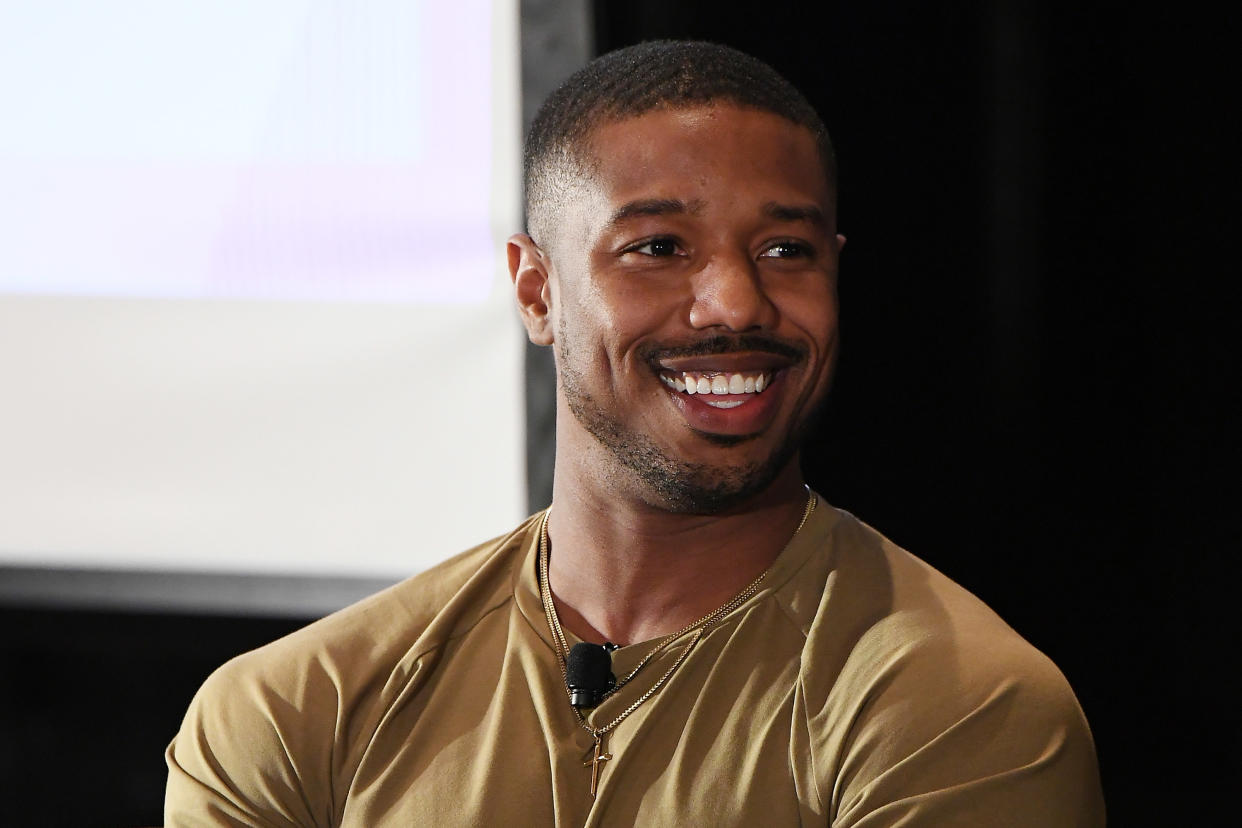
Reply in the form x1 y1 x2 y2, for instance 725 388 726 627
212 513 537 695
165 514 542 826
802 507 1066 679
796 507 1105 825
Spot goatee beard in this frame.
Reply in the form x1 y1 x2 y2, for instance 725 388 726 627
559 361 805 515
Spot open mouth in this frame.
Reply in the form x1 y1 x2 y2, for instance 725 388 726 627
646 339 800 424
658 370 773 409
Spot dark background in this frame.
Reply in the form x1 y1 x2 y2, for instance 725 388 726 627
1 2 1229 824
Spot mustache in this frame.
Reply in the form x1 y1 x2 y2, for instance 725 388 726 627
639 334 807 364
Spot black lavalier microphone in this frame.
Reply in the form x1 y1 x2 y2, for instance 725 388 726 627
566 642 616 709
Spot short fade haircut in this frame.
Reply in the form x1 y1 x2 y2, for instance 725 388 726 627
523 40 837 247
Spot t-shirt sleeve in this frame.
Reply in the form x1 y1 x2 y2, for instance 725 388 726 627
164 653 337 828
824 633 1105 827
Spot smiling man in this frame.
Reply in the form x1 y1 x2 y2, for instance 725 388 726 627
166 41 1104 826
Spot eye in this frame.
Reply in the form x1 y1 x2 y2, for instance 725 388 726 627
625 237 682 257
759 240 814 260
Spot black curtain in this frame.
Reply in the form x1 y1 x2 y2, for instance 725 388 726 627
593 1 1229 822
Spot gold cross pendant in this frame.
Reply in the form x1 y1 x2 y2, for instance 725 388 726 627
583 735 613 798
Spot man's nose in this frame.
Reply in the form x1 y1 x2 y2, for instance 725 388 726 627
687 252 778 332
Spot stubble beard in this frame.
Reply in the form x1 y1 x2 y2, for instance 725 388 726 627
557 342 809 515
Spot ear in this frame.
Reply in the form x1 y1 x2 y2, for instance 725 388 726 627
508 233 555 346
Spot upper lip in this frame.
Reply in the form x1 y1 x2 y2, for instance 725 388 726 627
655 352 795 373
642 334 806 375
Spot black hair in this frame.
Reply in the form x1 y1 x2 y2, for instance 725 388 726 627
523 40 836 244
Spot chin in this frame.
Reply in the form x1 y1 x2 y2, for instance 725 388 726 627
693 430 758 448
628 443 797 514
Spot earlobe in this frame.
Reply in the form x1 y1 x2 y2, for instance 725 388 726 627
508 233 555 346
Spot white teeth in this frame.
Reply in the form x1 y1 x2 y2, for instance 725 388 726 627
704 399 745 409
662 371 773 398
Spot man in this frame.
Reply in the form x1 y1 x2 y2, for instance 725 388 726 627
166 41 1104 826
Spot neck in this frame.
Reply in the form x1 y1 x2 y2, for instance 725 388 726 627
544 462 810 647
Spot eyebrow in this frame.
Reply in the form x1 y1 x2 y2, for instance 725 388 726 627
604 198 827 230
606 198 704 228
763 202 828 227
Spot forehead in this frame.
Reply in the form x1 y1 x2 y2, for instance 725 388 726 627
578 105 833 211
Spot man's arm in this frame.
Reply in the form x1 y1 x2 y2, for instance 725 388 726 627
165 653 337 828
818 629 1105 827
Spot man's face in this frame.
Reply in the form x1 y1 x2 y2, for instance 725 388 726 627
521 105 842 513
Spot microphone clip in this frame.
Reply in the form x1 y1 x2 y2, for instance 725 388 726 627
567 642 617 709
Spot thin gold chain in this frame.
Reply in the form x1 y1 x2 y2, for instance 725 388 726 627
538 489 817 741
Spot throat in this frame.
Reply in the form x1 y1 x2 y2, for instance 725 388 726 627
548 568 707 647
540 488 816 646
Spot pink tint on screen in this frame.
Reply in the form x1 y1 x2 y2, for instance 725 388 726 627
206 163 494 303
202 0 497 303
0 0 500 305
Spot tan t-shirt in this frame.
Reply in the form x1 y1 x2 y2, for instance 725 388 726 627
165 499 1104 826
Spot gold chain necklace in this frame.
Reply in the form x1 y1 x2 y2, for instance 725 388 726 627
537 489 817 797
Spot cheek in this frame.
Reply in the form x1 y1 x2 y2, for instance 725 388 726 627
780 284 839 347
554 298 628 385
580 277 675 348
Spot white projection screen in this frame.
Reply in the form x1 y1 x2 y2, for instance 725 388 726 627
0 1 527 613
